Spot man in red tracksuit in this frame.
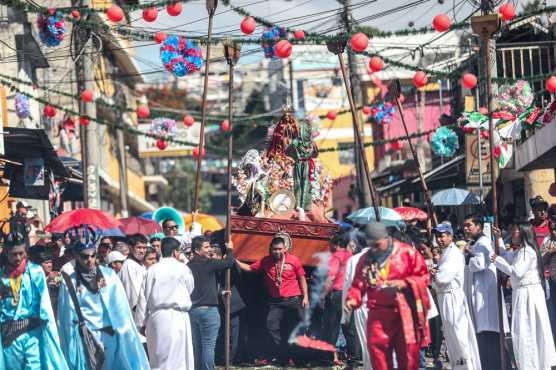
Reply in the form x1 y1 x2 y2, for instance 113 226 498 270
345 222 430 370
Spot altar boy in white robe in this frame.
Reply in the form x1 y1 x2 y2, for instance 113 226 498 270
138 237 195 370
463 214 509 370
431 223 481 370
491 223 556 370
120 233 148 327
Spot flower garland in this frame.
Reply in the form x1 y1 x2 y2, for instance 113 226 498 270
431 126 459 157
149 118 177 138
14 93 31 119
261 26 287 59
160 36 203 77
37 9 66 47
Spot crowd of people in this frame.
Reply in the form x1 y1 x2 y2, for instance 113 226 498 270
2 195 556 370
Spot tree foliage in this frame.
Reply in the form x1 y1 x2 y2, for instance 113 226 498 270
165 159 215 212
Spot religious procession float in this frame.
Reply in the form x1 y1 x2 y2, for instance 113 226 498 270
230 107 338 266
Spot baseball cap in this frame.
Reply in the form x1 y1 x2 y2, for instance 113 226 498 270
16 200 30 209
434 223 454 235
107 251 126 264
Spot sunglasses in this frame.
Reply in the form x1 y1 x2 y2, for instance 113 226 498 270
99 243 112 248
79 253 97 260
165 225 179 230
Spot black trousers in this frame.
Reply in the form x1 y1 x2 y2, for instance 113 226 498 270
477 331 502 370
322 290 343 347
341 313 362 360
266 296 303 362
428 315 443 359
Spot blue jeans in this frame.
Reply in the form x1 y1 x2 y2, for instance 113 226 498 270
190 306 221 370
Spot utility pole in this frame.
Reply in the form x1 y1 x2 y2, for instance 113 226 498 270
75 0 100 209
340 0 372 208
113 73 129 218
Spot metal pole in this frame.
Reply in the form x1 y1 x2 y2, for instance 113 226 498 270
76 1 100 209
114 78 129 218
485 34 506 370
341 0 371 208
193 0 218 211
393 94 438 227
336 53 381 221
288 59 295 107
223 40 240 370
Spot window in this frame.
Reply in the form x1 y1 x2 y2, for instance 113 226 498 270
338 143 354 165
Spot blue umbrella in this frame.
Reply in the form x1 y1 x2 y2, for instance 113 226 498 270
431 188 480 206
347 207 404 228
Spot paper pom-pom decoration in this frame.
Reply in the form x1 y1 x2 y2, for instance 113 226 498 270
154 32 167 44
241 17 256 35
261 26 287 59
14 94 31 119
37 10 66 47
432 14 451 32
166 2 182 16
106 5 124 23
370 102 395 124
431 126 459 157
413 71 428 88
326 111 337 120
499 3 516 21
496 80 533 117
350 32 368 52
160 36 203 77
294 30 305 39
368 57 384 72
149 118 177 138
183 115 195 127
275 40 292 58
143 8 158 22
156 139 168 150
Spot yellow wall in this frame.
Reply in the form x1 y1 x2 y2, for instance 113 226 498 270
106 136 146 199
313 109 374 179
527 169 556 206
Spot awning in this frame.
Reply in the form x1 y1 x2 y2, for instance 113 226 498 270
2 128 69 177
377 178 408 193
514 118 556 171
411 154 465 183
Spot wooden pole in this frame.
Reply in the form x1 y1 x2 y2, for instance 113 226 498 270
223 40 240 370
288 59 295 106
193 0 218 211
391 83 437 227
328 39 381 221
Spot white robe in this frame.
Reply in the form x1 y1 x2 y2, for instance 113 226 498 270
119 258 147 328
433 243 481 370
493 246 556 370
342 248 372 370
468 235 509 333
139 257 195 370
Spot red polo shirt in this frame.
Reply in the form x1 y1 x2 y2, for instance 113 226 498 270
250 253 305 299
532 219 550 248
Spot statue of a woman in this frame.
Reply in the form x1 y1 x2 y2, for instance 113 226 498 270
287 121 318 212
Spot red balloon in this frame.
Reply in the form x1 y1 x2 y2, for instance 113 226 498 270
183 115 195 127
368 56 384 73
499 3 516 21
413 71 428 88
327 111 337 120
294 30 305 40
432 14 451 32
137 105 150 118
479 107 488 115
143 8 158 22
362 106 371 115
71 10 80 19
221 119 231 132
166 2 182 16
193 147 205 158
79 117 90 126
351 32 368 53
106 5 124 23
390 140 402 151
480 130 489 139
275 40 292 59
462 73 477 89
80 90 93 102
546 76 556 93
240 17 256 35
43 105 56 118
493 146 501 159
154 31 167 44
156 139 168 150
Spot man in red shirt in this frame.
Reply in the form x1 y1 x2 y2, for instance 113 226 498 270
237 234 309 365
320 233 352 365
530 196 550 247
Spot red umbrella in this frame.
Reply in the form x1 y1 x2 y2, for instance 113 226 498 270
118 217 161 235
393 207 428 222
45 208 121 233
